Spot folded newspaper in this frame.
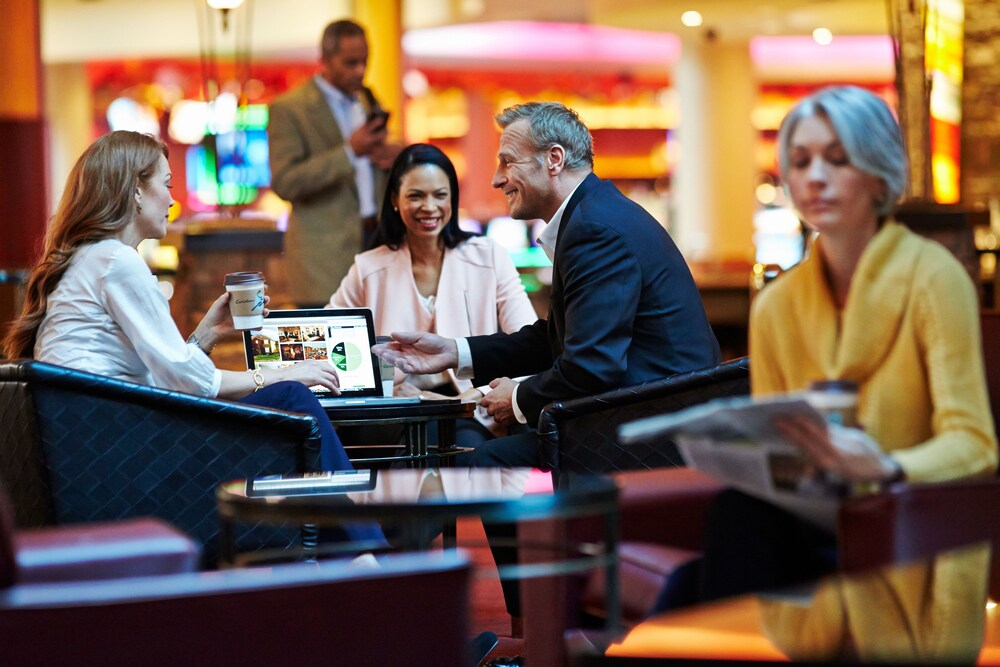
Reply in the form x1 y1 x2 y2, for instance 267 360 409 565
618 395 869 531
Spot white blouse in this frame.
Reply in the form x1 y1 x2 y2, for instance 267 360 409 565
35 239 222 397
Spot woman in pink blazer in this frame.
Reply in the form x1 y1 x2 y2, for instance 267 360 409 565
327 144 537 441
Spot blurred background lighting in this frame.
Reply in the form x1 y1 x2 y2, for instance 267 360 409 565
812 27 834 45
681 11 703 27
106 97 161 136
755 182 778 205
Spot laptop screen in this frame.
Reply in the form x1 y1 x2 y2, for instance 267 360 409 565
242 308 382 398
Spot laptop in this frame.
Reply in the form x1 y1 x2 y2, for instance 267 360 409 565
242 308 421 407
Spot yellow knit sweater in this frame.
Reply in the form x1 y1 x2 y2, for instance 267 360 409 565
750 221 997 482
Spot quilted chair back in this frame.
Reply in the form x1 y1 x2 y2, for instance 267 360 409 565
0 367 53 528
0 360 322 565
0 478 17 588
538 357 750 478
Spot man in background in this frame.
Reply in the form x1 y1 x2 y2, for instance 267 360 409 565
269 19 399 308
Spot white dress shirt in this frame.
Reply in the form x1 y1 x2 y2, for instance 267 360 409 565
35 239 222 397
314 75 377 218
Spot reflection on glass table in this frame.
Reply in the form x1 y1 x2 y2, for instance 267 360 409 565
216 468 622 641
597 542 993 665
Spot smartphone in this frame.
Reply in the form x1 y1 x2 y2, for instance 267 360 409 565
367 109 390 129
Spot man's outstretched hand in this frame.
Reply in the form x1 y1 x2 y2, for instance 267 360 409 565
371 332 459 375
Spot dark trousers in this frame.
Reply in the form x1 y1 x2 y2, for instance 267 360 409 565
462 429 544 617
467 429 544 467
238 381 384 546
653 489 838 612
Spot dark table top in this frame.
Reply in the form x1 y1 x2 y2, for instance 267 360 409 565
323 399 475 422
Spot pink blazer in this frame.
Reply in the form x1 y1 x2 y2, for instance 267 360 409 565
327 236 538 397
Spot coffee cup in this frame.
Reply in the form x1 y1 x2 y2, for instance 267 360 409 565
374 336 395 397
225 271 265 330
805 379 859 428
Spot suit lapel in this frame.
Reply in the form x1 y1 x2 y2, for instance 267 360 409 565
549 172 600 354
554 173 599 248
303 79 343 149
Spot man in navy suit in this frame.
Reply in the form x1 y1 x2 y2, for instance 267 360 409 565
375 101 720 466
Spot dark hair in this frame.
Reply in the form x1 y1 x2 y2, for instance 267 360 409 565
320 19 366 60
371 143 473 251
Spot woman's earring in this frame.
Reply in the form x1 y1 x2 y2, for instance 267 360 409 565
136 205 143 214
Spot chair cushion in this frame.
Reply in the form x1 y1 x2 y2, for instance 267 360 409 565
14 518 200 584
584 542 701 622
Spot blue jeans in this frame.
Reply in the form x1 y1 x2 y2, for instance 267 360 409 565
239 381 385 547
238 381 352 471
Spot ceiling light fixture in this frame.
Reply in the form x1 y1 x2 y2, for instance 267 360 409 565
681 11 703 28
206 0 244 31
813 27 834 45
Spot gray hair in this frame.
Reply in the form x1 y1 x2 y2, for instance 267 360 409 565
777 86 908 218
495 102 594 171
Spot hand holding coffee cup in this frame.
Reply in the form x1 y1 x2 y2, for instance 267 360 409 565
225 271 266 330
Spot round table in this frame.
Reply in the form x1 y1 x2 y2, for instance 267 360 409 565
216 468 622 638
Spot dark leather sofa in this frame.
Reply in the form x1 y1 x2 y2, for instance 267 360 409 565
0 359 324 563
1 542 473 666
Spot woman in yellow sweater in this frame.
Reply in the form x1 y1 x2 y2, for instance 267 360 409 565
660 85 997 610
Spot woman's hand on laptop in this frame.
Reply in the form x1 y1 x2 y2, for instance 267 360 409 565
371 332 458 375
273 360 341 394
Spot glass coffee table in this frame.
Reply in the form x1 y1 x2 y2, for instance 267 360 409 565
216 468 622 639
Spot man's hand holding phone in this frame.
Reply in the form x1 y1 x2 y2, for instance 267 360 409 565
349 113 390 157
367 108 390 130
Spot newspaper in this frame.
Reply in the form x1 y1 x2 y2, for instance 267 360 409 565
618 395 869 531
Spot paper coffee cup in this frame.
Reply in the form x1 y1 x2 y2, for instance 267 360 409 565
225 271 265 330
805 379 859 428
375 336 395 397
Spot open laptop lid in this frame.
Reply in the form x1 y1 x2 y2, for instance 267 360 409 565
242 308 383 399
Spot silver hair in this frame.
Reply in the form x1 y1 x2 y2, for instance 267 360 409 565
777 85 908 218
495 102 594 171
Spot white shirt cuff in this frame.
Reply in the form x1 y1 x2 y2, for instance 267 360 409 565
455 337 475 379
511 383 528 424
209 368 223 399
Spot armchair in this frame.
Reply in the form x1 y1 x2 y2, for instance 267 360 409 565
839 477 1000 599
0 476 200 587
0 360 323 563
538 357 750 476
521 359 748 664
0 549 473 666
0 474 473 665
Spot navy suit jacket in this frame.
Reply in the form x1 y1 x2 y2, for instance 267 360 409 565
468 173 721 426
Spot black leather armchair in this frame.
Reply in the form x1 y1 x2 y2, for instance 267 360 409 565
0 360 323 563
519 359 750 664
538 357 750 476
